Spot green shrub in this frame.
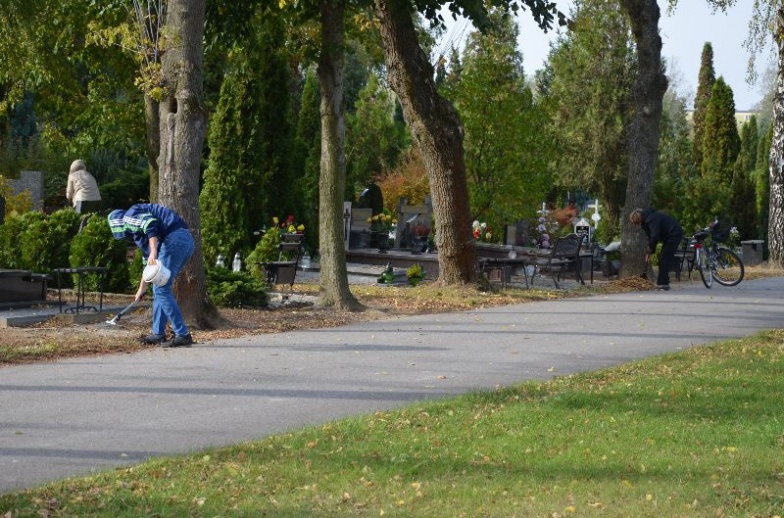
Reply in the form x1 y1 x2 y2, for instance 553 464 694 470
206 267 268 308
68 214 131 293
0 212 29 269
18 209 79 275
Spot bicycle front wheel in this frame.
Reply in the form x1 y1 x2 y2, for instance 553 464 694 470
697 248 713 288
712 247 744 286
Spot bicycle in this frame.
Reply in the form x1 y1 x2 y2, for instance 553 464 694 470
690 222 744 288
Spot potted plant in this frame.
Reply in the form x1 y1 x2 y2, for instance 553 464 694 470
406 263 425 286
367 211 396 252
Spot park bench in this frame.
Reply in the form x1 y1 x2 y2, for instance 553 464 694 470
530 233 584 289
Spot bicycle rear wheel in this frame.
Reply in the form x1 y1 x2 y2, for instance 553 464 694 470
712 247 744 286
696 248 713 288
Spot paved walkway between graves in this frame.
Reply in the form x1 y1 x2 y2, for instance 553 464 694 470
1 276 783 494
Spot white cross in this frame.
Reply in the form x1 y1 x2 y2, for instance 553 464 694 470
587 199 602 228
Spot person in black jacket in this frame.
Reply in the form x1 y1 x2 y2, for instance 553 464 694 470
630 208 683 290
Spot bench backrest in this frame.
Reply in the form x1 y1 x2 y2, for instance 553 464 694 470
552 233 582 260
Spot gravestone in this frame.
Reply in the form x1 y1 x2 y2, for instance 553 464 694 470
344 203 373 249
8 171 44 210
358 182 384 216
395 196 432 249
504 220 529 247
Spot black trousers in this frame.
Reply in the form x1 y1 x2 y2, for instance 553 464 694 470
658 234 683 286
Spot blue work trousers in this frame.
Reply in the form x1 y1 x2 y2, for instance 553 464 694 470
152 228 194 337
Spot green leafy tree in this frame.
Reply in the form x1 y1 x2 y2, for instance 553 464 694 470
443 11 553 233
374 0 567 284
692 42 716 171
346 71 407 198
0 1 145 202
654 77 696 223
545 0 636 237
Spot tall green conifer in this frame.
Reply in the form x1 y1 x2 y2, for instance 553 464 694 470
731 117 759 240
684 77 740 230
294 69 322 253
199 10 295 264
692 43 715 172
755 124 772 243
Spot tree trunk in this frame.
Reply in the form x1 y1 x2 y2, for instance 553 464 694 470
144 93 160 203
619 0 668 278
769 6 784 267
157 0 215 328
374 0 476 284
316 0 361 310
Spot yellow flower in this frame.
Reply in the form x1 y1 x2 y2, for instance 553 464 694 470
297 224 305 232
288 224 296 233
273 216 279 225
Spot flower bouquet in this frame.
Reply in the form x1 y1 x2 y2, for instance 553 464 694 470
472 220 493 242
367 211 396 251
276 215 305 234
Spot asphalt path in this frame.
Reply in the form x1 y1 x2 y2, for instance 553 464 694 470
2 276 783 494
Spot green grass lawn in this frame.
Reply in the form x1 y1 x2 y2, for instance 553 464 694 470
2 331 783 517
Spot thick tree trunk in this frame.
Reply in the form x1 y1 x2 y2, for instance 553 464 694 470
316 0 361 310
619 0 667 278
158 0 215 328
374 0 476 284
769 6 784 267
144 94 160 203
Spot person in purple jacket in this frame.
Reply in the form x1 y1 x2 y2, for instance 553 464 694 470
108 204 195 347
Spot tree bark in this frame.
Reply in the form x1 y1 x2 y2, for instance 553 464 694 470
768 6 784 267
144 93 160 203
316 0 361 310
157 0 215 327
374 0 477 284
619 0 668 278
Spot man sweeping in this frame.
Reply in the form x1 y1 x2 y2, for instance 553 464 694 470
108 204 195 347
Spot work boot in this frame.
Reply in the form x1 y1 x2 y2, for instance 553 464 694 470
161 333 193 348
140 334 166 345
